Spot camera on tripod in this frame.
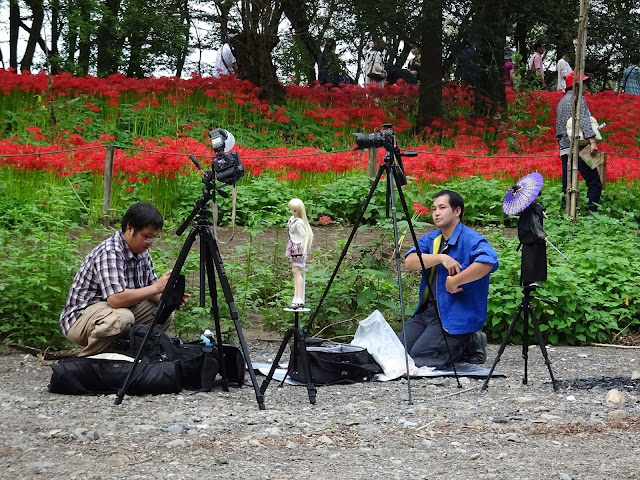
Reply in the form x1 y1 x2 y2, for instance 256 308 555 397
354 123 397 150
209 128 245 186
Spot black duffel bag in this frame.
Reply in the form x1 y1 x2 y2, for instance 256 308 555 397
48 355 182 395
289 340 382 385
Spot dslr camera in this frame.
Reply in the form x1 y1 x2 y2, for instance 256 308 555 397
209 128 245 186
354 123 397 150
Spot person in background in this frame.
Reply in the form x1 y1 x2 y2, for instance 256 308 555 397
556 72 602 211
556 53 573 93
617 55 640 96
318 39 352 85
528 41 547 89
398 190 499 369
504 49 516 87
365 38 387 87
214 41 238 77
408 44 422 81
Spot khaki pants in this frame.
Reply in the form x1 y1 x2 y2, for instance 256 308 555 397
66 301 174 356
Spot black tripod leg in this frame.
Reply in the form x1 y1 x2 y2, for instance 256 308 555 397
386 164 414 403
202 232 229 392
295 326 317 404
393 164 462 389
203 228 266 410
481 302 524 391
522 302 530 385
305 165 386 331
260 327 295 394
115 228 199 405
529 306 558 391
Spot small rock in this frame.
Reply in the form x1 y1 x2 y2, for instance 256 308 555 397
167 439 186 448
216 457 229 465
608 410 629 421
604 389 626 404
560 473 573 480
631 371 640 381
515 396 536 403
316 435 334 445
565 395 576 402
470 453 480 460
534 406 550 413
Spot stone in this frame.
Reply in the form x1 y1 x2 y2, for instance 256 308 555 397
631 371 640 381
608 410 629 421
604 389 626 404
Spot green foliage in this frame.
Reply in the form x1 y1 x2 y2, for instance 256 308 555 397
486 214 640 345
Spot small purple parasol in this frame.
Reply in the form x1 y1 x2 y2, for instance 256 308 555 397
502 172 544 215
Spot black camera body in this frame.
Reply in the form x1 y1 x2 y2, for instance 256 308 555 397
214 151 244 186
354 124 396 150
208 128 244 186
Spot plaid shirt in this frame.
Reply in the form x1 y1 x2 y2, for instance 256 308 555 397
59 230 158 335
621 65 640 96
556 90 596 152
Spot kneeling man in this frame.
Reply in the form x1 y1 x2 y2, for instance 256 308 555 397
60 202 183 356
399 190 499 368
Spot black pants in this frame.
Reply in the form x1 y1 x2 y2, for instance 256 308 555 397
398 304 471 369
561 153 602 211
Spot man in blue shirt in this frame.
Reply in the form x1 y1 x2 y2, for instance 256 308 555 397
399 190 499 368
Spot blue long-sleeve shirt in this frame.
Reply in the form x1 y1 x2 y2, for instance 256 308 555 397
406 222 499 335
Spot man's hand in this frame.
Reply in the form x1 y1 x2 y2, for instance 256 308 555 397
589 138 598 155
445 275 463 294
155 270 172 295
440 254 461 276
179 293 192 309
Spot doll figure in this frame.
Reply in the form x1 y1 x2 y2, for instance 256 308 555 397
286 198 314 309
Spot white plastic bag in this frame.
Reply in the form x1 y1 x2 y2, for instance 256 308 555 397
351 310 418 379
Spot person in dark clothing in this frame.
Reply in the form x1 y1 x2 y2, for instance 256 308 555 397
318 39 351 85
517 201 547 286
384 63 418 86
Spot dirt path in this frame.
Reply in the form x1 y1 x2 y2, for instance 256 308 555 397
2 342 639 480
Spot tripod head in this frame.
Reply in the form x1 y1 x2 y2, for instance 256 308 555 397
354 123 417 187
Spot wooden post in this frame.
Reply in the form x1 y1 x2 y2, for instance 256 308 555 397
103 146 115 227
367 148 378 177
597 152 607 188
568 0 590 220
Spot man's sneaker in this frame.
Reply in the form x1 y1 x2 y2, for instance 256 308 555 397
462 331 487 364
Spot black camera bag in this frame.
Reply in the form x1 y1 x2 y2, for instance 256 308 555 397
289 341 381 385
48 355 182 395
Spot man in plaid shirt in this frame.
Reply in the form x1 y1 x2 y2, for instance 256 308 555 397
60 203 180 356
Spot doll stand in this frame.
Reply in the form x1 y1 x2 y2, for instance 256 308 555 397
260 307 317 404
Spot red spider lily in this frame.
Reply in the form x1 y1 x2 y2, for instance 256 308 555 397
412 202 430 216
318 215 335 225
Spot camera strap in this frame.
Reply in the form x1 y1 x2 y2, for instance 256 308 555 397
211 184 238 244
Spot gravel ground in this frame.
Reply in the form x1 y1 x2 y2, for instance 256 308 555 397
1 342 640 480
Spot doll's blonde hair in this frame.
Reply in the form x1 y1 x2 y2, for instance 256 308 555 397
288 198 314 254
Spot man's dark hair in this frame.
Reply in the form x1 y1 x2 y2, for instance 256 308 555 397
121 202 164 233
433 189 465 218
533 41 545 51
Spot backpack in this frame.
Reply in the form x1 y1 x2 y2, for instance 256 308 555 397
288 340 382 385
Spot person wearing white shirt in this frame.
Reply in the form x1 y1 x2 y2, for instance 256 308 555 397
214 42 237 77
556 53 573 92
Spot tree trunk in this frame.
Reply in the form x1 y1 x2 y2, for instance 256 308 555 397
470 0 506 115
417 0 443 129
77 5 92 75
9 0 20 70
49 0 60 73
97 0 123 77
21 0 45 72
174 0 191 78
281 0 321 82
234 0 285 104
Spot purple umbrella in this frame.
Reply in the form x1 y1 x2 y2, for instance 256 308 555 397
502 172 544 215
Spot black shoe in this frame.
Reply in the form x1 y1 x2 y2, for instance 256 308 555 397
462 332 487 364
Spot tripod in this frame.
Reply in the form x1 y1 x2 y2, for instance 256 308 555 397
304 132 461 404
260 308 316 404
115 160 266 410
481 284 558 391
